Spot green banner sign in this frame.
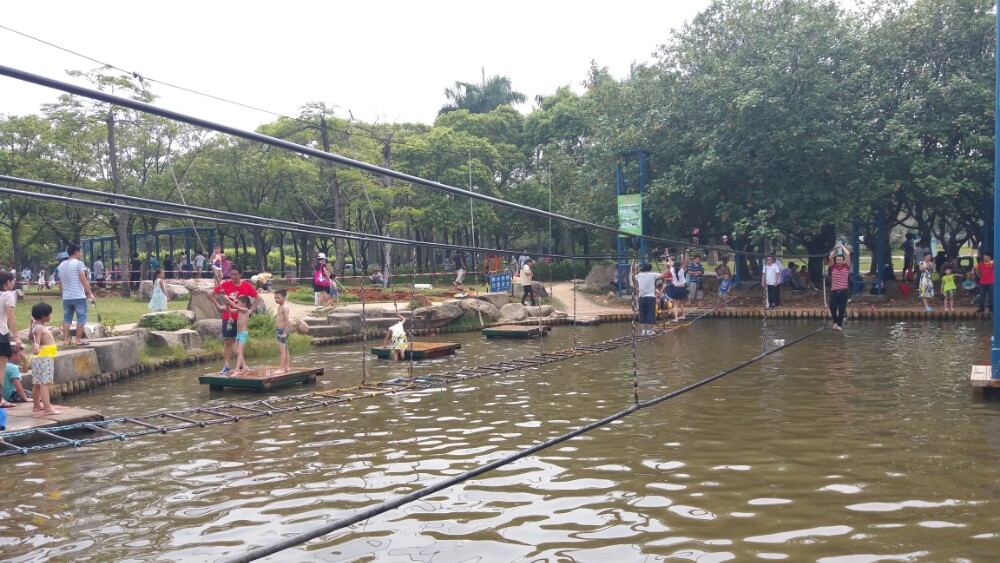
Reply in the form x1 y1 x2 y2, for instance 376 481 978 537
617 194 642 236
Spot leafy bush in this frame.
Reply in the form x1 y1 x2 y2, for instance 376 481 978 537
248 311 276 338
138 314 191 331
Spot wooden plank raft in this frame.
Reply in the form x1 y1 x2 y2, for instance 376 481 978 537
970 365 1000 388
371 341 461 360
199 366 324 392
482 324 551 338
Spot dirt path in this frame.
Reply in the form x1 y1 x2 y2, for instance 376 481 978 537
548 282 628 316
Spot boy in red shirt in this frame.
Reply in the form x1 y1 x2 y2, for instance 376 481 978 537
214 265 263 373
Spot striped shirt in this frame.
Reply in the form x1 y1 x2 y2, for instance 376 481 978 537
831 264 850 291
57 258 88 300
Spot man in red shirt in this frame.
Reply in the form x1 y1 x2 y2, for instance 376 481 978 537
214 265 263 373
976 252 994 314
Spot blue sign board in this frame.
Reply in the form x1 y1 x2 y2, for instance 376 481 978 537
489 273 512 293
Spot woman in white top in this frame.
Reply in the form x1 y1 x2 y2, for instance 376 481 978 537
667 255 689 322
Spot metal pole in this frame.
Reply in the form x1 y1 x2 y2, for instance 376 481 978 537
548 166 553 257
992 7 1000 379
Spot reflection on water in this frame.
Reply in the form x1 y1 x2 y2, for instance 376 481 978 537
2 320 1000 561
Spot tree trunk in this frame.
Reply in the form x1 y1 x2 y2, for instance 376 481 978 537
107 109 132 297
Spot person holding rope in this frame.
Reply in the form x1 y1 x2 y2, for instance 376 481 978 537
213 265 262 373
762 254 781 310
828 242 851 331
633 262 664 335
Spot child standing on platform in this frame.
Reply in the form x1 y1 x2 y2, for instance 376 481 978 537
718 272 733 306
940 265 959 312
29 302 61 415
222 294 252 373
274 289 291 374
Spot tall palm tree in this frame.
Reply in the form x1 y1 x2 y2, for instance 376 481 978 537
440 71 526 115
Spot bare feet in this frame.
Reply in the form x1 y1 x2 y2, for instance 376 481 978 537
38 408 63 416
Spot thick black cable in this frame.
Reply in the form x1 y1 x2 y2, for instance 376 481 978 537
0 64 833 260
0 177 620 261
0 65 630 237
220 325 826 563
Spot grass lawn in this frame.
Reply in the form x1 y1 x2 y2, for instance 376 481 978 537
9 293 187 335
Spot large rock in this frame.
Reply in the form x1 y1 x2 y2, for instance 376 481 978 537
187 288 221 321
290 318 310 335
182 279 218 292
412 304 463 329
411 294 432 308
138 309 195 328
585 264 618 291
327 312 363 334
456 299 500 320
138 280 154 301
163 283 190 299
532 282 549 298
524 305 555 317
23 347 101 386
499 303 528 322
89 336 141 374
148 329 202 349
192 319 224 342
473 292 511 309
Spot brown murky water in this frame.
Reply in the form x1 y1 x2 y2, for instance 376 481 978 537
2 319 999 561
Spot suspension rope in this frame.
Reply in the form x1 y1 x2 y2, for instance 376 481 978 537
219 325 826 563
0 174 625 263
628 252 640 405
572 258 578 352
408 247 417 380
360 274 369 385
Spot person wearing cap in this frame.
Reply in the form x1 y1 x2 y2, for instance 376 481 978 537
633 262 666 335
56 244 96 346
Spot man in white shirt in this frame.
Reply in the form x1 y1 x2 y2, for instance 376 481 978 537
92 255 105 288
761 255 782 310
520 259 536 306
57 244 96 346
633 262 666 335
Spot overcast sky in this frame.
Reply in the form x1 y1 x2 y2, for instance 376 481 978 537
1 1 714 130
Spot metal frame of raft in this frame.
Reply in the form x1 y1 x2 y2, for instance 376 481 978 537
0 316 705 458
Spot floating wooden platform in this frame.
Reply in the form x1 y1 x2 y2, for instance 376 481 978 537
199 366 324 392
371 341 461 360
483 324 551 338
970 365 1000 388
1 404 104 446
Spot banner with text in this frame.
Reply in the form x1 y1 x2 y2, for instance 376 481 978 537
617 194 643 236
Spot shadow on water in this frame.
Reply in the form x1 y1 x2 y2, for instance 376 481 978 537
2 319 1000 561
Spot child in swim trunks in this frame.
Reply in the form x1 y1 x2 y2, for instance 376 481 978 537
29 302 61 415
274 289 290 374
222 294 252 373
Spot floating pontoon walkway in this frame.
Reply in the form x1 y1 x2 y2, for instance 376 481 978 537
482 325 550 338
200 366 324 392
371 341 461 360
0 314 709 457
